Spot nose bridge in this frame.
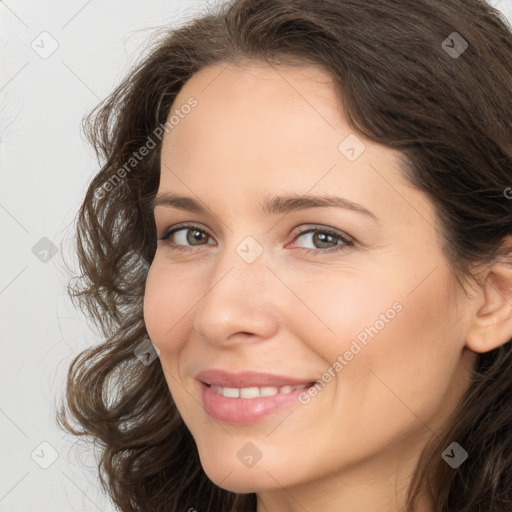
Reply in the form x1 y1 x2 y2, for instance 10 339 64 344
192 235 280 344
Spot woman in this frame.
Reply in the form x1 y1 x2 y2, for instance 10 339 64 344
58 0 512 510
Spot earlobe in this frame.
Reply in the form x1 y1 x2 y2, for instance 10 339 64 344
465 253 512 354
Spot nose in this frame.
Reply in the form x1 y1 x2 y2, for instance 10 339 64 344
192 240 281 347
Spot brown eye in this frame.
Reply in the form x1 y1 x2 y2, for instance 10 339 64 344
157 224 216 251
182 228 209 245
291 227 354 254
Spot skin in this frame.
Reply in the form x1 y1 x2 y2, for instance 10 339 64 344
143 60 512 512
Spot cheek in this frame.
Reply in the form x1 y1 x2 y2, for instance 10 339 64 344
143 258 200 355
330 263 465 437
298 259 462 409
287 266 401 363
143 259 203 416
285 265 465 474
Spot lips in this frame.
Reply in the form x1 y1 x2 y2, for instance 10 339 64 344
195 369 315 388
196 369 317 425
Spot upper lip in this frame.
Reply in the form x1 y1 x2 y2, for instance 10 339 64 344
196 369 316 388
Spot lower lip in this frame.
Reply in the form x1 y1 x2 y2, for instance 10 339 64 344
200 382 310 425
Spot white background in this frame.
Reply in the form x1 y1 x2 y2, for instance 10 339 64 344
1 1 511 510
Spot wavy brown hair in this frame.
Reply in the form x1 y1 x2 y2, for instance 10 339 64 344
57 0 512 510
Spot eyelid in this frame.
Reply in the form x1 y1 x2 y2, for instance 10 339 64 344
157 221 355 255
288 224 354 244
157 221 215 242
157 223 353 242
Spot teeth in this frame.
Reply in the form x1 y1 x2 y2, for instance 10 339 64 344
210 383 309 398
240 387 260 398
221 387 239 398
260 386 279 397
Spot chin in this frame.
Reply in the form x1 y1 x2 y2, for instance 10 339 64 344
199 456 287 493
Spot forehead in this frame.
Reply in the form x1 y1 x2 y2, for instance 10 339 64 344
158 60 435 229
165 60 343 145
176 59 337 103
161 60 355 175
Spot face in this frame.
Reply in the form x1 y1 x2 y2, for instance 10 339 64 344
143 61 477 504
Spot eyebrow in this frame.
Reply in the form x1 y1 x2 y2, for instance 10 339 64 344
152 192 379 221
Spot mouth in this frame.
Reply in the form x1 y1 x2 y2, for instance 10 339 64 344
196 370 318 425
205 382 314 398
195 369 316 388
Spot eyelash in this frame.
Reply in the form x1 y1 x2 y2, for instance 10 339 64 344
156 222 354 255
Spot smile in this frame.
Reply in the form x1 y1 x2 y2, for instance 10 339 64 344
208 383 311 398
195 369 317 424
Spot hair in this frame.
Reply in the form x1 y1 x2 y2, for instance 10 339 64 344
57 0 512 510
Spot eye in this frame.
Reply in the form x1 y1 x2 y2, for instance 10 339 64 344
289 226 354 254
157 223 215 252
157 223 354 255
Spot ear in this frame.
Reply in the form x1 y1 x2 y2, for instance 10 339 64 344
466 241 512 354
